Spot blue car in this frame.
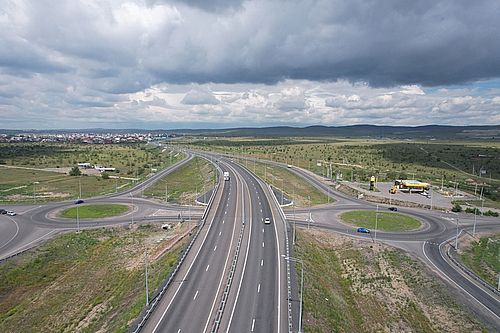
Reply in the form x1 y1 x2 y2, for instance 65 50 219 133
357 227 370 234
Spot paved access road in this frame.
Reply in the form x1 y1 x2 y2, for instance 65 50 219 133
282 164 500 331
0 153 202 260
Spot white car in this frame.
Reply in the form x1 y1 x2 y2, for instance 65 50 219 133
6 211 16 216
264 217 271 224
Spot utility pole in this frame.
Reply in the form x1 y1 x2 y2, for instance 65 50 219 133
76 204 80 233
374 204 379 243
455 218 459 250
165 183 168 203
473 206 477 236
308 195 311 229
145 251 149 306
293 186 296 245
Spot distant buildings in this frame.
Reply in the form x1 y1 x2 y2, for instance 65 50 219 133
0 131 176 144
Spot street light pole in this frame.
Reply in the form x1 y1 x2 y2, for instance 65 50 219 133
282 256 304 333
455 218 459 250
307 195 311 229
145 251 149 306
76 204 80 233
473 206 477 236
374 204 379 243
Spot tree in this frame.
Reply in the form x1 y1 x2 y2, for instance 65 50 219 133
101 172 110 179
69 166 81 176
451 203 462 213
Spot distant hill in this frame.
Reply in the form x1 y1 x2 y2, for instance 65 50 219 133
171 125 500 139
1 125 499 140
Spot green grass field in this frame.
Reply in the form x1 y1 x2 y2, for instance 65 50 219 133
340 210 422 231
294 229 485 332
144 156 216 204
0 225 188 332
460 234 500 287
61 204 129 219
0 144 185 203
177 137 500 203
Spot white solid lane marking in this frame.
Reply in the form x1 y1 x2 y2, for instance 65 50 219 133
213 245 217 251
257 283 261 293
262 242 265 248
251 319 255 332
193 290 199 300
260 259 264 266
206 264 210 272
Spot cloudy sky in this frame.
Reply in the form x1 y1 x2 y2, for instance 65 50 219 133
1 0 500 129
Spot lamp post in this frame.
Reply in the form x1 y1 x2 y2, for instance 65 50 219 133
76 204 80 233
307 195 311 229
33 181 39 204
145 251 149 306
282 255 304 333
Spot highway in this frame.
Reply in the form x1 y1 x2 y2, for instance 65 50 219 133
141 156 288 332
1 150 499 332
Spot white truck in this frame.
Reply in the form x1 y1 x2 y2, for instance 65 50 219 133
223 171 230 181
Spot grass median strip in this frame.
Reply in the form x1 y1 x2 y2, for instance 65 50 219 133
60 204 129 219
144 156 216 205
250 161 330 207
340 210 421 231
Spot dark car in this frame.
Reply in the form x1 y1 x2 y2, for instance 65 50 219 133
388 207 398 211
357 227 370 234
74 199 84 204
0 209 7 214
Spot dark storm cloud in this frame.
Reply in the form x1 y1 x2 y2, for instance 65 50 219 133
139 0 500 87
2 0 500 88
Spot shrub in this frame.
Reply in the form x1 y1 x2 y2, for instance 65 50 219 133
69 166 81 176
451 203 462 213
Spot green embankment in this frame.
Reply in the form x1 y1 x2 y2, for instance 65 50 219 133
250 161 330 207
460 234 500 287
60 204 129 219
295 229 485 332
340 210 421 231
144 156 216 204
0 225 187 333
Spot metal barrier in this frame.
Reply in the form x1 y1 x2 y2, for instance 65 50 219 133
445 243 500 296
211 222 245 332
130 160 222 333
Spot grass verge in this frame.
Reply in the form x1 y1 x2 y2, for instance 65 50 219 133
249 161 330 207
144 156 216 204
460 234 500 287
60 204 129 219
0 223 190 333
340 210 421 231
294 228 485 332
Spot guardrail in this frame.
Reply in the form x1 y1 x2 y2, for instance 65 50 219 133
268 183 294 333
445 242 500 296
211 222 245 332
130 158 222 333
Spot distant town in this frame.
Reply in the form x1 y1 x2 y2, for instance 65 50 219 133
0 131 178 144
